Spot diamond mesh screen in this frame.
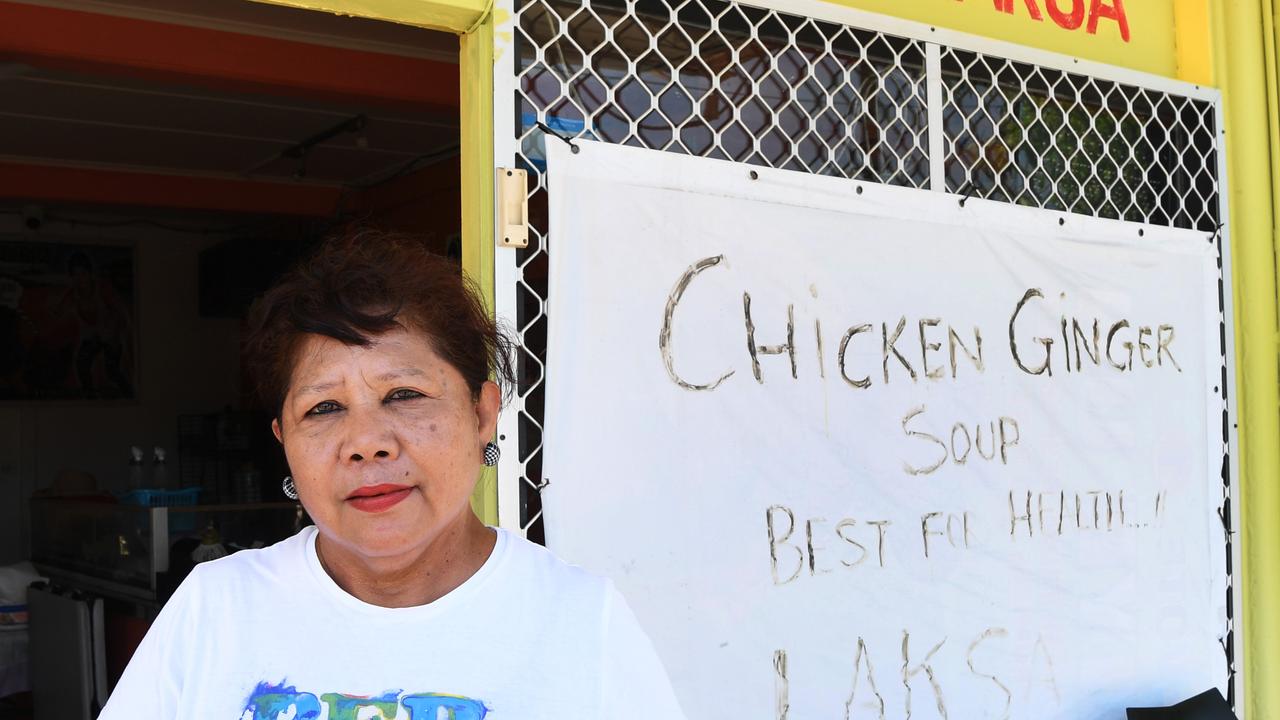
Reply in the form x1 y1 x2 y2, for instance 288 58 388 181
517 0 930 182
508 0 931 541
941 48 1219 232
502 1 1224 558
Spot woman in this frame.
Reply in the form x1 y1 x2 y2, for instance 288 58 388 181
100 230 687 720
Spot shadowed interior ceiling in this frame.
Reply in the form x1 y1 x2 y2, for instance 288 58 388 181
0 0 460 215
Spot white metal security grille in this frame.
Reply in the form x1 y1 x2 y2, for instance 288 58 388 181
491 0 1236 705
515 0 931 183
499 0 934 547
940 47 1220 232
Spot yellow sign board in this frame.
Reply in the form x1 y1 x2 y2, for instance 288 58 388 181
827 0 1182 79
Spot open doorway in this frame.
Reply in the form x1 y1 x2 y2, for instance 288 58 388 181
0 1 461 714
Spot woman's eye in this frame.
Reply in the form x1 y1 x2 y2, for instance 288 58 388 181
307 401 341 416
387 388 424 402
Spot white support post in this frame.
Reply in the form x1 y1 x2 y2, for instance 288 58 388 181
925 42 946 192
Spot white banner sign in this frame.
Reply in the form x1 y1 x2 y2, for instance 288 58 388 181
542 140 1228 720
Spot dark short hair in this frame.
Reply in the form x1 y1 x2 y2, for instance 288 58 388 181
244 227 515 417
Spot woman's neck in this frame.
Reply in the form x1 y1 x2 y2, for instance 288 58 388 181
315 516 496 608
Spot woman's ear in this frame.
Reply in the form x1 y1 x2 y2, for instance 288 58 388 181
271 418 284 444
476 381 501 441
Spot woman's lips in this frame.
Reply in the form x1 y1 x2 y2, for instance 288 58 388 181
346 484 414 513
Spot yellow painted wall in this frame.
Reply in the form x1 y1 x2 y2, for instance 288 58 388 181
1174 0 1213 83
1211 1 1280 715
460 15 500 526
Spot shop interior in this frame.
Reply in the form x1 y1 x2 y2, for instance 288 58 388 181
0 1 459 716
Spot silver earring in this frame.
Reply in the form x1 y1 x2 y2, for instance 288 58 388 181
483 442 501 467
282 476 298 500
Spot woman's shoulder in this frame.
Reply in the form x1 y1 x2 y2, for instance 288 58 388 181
183 526 313 589
140 528 313 633
494 528 613 602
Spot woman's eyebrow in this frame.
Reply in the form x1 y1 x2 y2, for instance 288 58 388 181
294 380 340 396
376 368 426 382
294 369 427 397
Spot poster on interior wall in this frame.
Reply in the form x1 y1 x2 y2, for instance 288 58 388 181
0 240 136 401
541 140 1229 719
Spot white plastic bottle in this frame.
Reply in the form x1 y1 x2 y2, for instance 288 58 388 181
128 446 145 490
150 447 168 489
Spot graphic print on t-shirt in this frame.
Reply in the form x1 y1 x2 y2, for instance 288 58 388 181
242 682 488 720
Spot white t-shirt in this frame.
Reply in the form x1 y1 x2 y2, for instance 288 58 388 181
99 526 687 720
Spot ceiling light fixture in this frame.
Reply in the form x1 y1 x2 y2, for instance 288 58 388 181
244 113 368 180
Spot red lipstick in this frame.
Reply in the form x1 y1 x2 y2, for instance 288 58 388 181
346 483 414 513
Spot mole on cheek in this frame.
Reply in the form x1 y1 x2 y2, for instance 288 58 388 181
429 423 438 433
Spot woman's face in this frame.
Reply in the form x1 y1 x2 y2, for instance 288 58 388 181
272 326 500 562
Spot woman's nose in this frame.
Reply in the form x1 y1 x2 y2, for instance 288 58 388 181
341 408 399 462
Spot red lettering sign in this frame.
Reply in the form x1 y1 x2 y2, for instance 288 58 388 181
1045 0 1085 29
993 0 1045 21
961 0 1130 42
1087 0 1131 42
